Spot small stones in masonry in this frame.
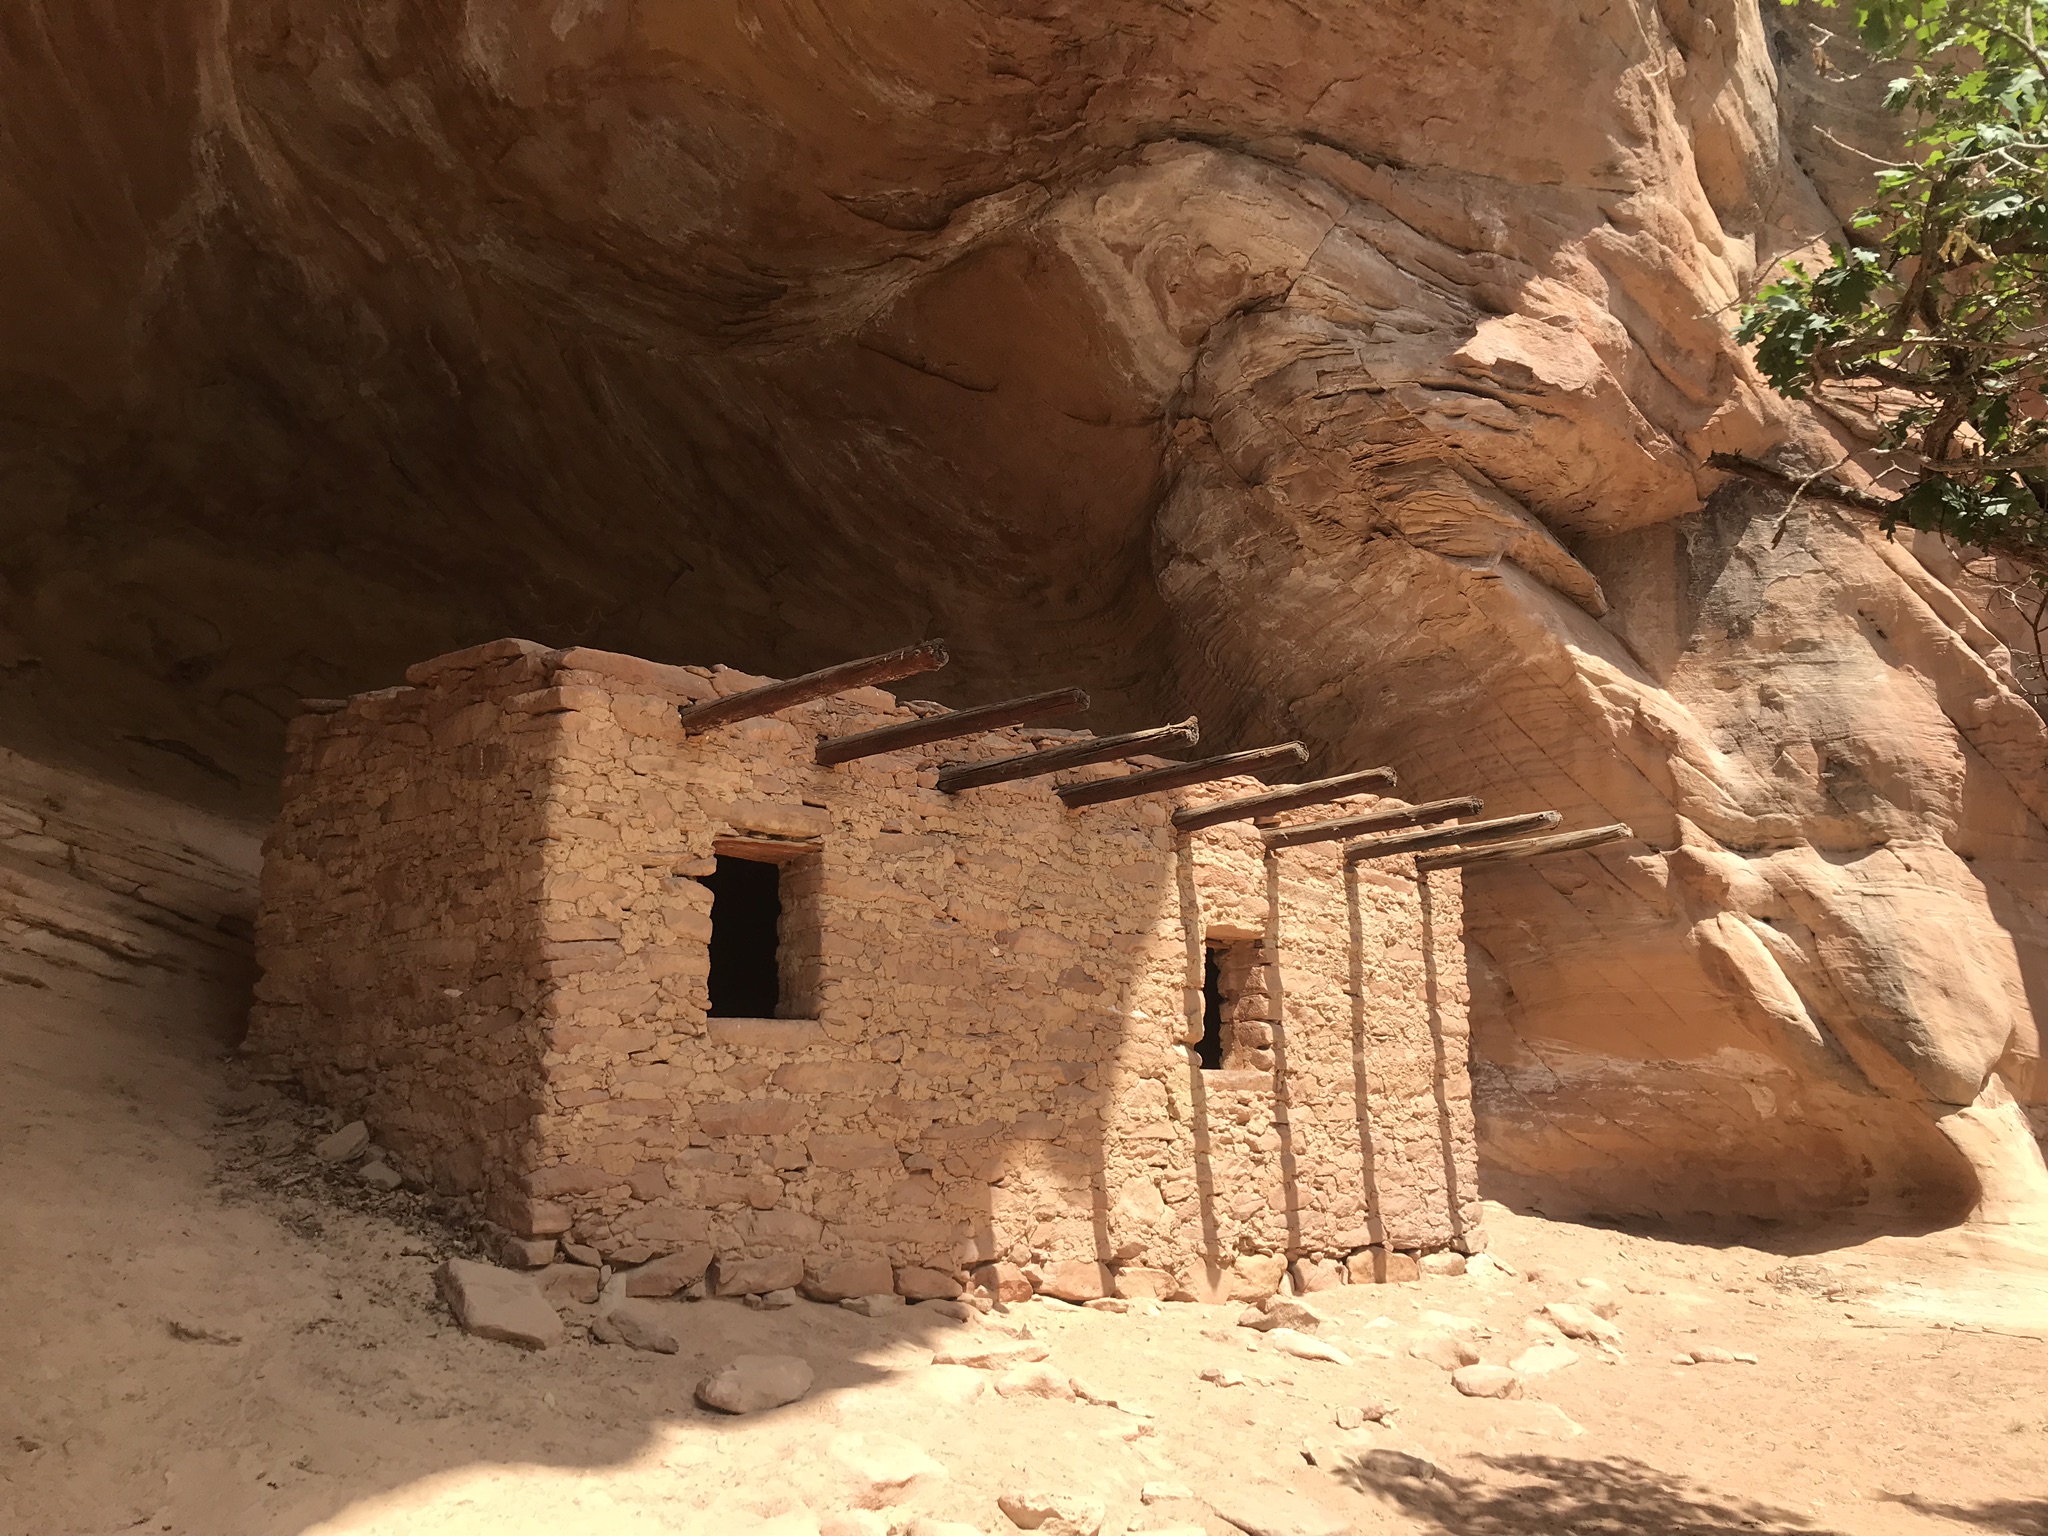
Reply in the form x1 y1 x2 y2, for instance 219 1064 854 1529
246 638 1482 1305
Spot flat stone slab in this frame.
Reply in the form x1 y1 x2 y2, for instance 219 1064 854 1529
437 1258 563 1350
804 1256 895 1302
1510 1341 1580 1376
894 1266 961 1300
711 1254 804 1297
994 1363 1074 1400
931 1338 1048 1370
314 1121 369 1162
1264 1327 1350 1364
842 1293 907 1317
828 1431 948 1507
1205 1488 1353 1536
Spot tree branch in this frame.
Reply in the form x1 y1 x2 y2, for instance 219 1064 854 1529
1705 452 1898 514
1983 22 2048 83
1813 125 1913 169
1706 452 2045 565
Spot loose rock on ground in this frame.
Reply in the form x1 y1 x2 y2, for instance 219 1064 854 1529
592 1298 678 1353
696 1353 815 1414
436 1257 564 1351
996 1490 1105 1536
1451 1363 1524 1399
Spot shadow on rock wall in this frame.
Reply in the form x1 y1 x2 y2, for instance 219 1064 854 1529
5 0 2047 1228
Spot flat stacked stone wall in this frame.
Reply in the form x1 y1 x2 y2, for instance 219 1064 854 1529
251 638 1481 1302
247 641 562 1194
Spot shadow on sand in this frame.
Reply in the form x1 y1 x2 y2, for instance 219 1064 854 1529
1334 1450 1836 1536
1886 1494 2048 1534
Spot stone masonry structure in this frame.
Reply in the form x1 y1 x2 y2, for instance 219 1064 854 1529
248 638 1481 1303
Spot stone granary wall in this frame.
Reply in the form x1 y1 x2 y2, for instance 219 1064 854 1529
248 639 1479 1302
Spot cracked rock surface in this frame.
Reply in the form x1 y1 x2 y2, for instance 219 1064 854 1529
3 0 2046 1220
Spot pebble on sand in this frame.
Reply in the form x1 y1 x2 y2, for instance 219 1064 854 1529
1678 1345 1758 1365
1237 1296 1327 1333
1263 1328 1351 1365
1451 1363 1524 1399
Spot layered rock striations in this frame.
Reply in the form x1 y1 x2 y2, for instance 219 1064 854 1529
4 0 2044 1223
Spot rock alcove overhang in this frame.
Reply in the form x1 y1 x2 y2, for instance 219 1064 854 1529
0 229 1185 817
0 0 1756 813
0 0 2035 1229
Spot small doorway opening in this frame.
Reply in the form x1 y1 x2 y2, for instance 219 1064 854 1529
705 855 782 1018
1198 945 1227 1070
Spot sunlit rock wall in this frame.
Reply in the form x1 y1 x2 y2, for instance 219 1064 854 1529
4 0 2043 1223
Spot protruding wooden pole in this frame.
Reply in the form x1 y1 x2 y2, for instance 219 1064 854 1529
1344 810 1561 863
1415 822 1633 871
1171 766 1398 834
937 718 1200 795
814 687 1089 767
678 640 948 733
1262 796 1482 852
1057 743 1308 810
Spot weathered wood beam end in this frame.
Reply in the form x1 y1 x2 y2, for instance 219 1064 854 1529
1171 766 1399 834
677 640 949 733
1343 809 1561 863
1262 795 1483 852
1415 822 1634 872
937 717 1200 795
814 686 1088 767
1058 742 1308 810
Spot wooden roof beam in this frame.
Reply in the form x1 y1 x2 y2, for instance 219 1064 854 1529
1261 796 1483 852
1057 743 1308 810
677 640 949 734
814 686 1089 767
1415 823 1634 871
1343 810 1561 863
937 718 1200 794
1171 766 1399 834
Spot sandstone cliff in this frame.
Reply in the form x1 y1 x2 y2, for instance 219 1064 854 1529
4 0 2045 1225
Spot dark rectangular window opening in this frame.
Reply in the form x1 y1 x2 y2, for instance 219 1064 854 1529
1199 944 1227 1070
705 855 782 1018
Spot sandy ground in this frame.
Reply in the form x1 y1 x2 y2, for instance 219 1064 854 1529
5 942 2048 1536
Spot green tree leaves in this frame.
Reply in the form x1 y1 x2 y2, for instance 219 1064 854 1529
1739 2 2048 559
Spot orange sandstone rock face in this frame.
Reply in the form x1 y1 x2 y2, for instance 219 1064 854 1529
5 2 2046 1224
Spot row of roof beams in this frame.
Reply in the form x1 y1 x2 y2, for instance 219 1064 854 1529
676 640 1630 871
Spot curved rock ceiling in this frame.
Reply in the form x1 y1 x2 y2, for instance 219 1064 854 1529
6 0 2045 1225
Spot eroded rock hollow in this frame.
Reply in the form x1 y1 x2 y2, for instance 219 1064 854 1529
6 0 2046 1225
